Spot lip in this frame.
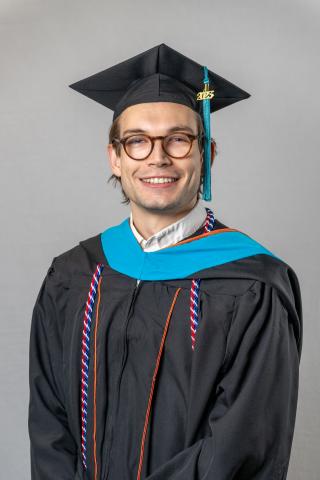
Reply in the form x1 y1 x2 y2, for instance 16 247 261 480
140 176 179 179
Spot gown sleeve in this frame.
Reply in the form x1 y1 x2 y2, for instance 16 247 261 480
145 280 302 480
28 259 78 479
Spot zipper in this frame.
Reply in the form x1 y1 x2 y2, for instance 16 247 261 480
103 279 143 480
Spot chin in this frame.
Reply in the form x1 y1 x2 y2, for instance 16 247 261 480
136 196 186 213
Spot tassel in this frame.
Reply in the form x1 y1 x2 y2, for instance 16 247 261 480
201 66 212 202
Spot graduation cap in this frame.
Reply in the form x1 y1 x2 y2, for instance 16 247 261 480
69 43 250 201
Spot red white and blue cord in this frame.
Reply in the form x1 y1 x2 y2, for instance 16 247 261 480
189 207 215 351
80 262 104 470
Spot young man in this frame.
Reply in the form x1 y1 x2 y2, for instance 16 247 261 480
28 44 303 480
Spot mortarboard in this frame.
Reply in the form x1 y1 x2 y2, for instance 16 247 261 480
69 43 250 201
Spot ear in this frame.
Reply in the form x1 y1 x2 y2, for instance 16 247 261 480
210 140 216 167
107 143 121 177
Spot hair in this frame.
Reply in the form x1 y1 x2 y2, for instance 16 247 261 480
107 108 217 205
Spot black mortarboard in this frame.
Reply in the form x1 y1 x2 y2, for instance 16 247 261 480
69 43 250 201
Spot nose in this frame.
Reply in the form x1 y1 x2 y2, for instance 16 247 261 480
146 138 172 167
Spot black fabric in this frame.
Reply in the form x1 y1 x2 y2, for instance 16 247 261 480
68 43 250 120
28 220 302 480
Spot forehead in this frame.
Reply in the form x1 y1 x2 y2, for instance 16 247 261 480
118 102 198 134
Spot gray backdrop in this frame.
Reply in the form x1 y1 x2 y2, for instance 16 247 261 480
1 0 319 478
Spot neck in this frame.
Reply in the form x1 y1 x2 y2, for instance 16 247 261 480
130 198 198 240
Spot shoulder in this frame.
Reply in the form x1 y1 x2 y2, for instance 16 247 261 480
197 225 301 309
205 224 303 357
31 232 107 338
45 232 106 287
222 221 301 296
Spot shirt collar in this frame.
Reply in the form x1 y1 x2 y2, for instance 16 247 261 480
129 200 208 252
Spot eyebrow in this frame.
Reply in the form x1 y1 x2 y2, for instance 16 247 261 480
122 125 196 136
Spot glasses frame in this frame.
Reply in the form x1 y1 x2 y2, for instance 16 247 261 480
112 132 205 160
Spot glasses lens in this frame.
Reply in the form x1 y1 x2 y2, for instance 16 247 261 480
164 133 192 158
124 135 152 159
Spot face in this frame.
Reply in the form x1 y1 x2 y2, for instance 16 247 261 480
108 102 206 215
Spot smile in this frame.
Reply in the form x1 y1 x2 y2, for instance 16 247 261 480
140 177 178 184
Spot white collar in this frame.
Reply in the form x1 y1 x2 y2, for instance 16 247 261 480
129 201 208 252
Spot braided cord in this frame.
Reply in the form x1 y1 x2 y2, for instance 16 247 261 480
189 208 215 350
81 263 104 470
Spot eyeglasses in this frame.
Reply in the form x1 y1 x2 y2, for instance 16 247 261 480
112 132 204 160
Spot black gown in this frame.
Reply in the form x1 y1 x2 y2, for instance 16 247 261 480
28 218 303 480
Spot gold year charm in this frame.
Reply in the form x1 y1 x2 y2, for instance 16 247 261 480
196 90 215 101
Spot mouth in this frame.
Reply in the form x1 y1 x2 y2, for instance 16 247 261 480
139 176 179 187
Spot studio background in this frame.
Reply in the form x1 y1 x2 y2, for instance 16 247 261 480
1 0 319 478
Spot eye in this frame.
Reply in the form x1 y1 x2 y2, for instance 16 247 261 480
125 135 148 145
167 134 190 143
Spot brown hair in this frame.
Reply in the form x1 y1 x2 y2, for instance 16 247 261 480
107 109 216 205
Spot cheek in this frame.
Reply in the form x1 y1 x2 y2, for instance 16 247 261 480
118 158 134 179
119 162 140 190
187 157 202 181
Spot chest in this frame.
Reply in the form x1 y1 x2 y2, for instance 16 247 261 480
61 274 235 479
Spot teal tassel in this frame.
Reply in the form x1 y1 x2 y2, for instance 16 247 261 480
201 66 212 202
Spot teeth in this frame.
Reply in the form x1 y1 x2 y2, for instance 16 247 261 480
142 177 177 184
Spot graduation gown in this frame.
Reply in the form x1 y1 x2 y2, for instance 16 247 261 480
28 217 303 480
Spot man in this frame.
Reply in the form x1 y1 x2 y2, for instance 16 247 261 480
28 43 303 480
